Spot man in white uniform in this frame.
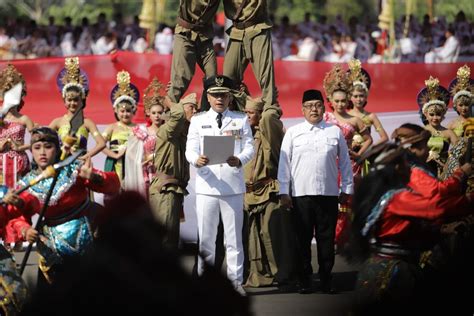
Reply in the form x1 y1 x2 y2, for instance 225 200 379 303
278 89 353 294
186 75 254 296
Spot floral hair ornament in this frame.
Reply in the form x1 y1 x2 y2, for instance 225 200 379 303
143 77 165 113
56 57 89 99
323 64 352 102
0 63 27 99
347 58 371 93
110 70 139 111
448 65 473 107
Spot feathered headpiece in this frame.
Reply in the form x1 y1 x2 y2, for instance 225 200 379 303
416 76 450 115
110 70 139 110
323 64 352 101
143 77 164 112
448 65 473 106
56 57 89 99
347 58 371 92
0 64 26 98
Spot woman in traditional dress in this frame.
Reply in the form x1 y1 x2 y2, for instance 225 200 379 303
123 77 165 198
102 70 138 185
347 58 388 147
417 76 458 176
6 127 120 288
49 57 105 160
447 65 473 138
0 64 35 251
322 64 372 244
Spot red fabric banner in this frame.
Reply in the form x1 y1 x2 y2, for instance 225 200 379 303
1 51 472 125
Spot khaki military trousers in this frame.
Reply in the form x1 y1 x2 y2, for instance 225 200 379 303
223 28 276 107
244 194 279 287
168 32 217 102
149 191 184 250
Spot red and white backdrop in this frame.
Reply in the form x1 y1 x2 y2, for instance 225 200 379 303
2 53 472 241
2 51 472 123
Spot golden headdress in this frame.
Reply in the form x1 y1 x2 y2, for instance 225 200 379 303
416 76 450 115
143 77 165 112
56 57 89 98
448 65 473 105
347 58 371 92
0 64 26 98
323 64 352 101
110 70 139 110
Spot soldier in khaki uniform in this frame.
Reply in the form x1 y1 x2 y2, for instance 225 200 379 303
223 0 276 108
148 93 198 250
168 1 220 103
243 96 285 287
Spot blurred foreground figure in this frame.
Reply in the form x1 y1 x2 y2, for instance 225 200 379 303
20 192 251 316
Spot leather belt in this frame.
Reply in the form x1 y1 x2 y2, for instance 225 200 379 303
246 177 273 193
155 172 184 192
373 242 420 260
233 17 265 30
177 17 209 32
44 197 91 227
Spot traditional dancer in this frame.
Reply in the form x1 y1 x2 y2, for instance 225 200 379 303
417 76 458 176
123 77 165 198
49 57 105 160
0 64 34 251
347 58 388 147
323 64 372 244
447 64 473 138
343 142 473 315
102 70 138 184
9 127 120 287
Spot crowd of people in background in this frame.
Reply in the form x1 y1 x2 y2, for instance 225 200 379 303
1 10 473 63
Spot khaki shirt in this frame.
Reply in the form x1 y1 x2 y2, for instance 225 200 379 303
223 0 272 41
150 102 190 195
175 0 220 41
244 103 284 205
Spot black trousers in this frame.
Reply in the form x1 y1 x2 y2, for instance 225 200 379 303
292 195 338 282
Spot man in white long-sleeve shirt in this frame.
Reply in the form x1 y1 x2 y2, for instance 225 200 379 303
185 75 254 296
425 27 460 63
278 89 353 294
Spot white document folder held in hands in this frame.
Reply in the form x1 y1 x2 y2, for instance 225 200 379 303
203 135 234 165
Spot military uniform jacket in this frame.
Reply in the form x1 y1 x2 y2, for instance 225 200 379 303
175 0 220 41
223 0 272 41
186 108 254 196
244 104 284 205
149 102 190 195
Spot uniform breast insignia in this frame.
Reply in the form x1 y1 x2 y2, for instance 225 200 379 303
201 125 212 129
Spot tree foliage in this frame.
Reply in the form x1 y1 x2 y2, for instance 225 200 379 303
1 0 473 27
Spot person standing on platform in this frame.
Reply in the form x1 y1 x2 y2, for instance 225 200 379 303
223 0 277 108
168 1 220 103
148 92 198 251
186 75 254 296
278 89 353 294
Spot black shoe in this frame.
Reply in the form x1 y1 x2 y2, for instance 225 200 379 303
277 282 297 293
320 281 336 294
297 278 313 294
